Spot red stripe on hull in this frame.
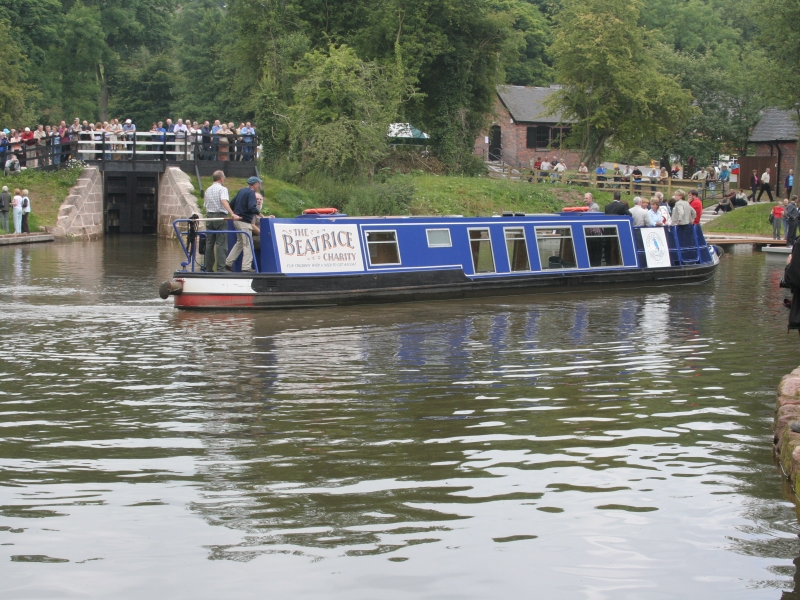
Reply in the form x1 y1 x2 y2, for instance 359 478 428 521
174 294 256 309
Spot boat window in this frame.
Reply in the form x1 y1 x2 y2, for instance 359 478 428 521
505 228 530 271
426 229 452 247
535 227 577 270
469 229 496 274
583 225 623 267
366 230 401 265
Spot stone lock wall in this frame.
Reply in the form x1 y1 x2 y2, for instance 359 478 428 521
158 167 202 238
52 166 104 240
773 367 800 495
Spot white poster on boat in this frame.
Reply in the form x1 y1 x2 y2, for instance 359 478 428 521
642 228 672 268
274 223 365 273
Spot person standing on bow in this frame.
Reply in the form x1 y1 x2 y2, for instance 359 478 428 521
225 176 262 273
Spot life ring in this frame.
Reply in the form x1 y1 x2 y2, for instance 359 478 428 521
562 206 590 212
303 208 338 215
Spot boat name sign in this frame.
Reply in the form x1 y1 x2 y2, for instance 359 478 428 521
274 224 365 273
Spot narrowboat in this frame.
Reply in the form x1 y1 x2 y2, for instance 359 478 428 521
158 210 719 310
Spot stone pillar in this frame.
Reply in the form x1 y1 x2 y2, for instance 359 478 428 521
158 167 202 238
52 166 104 240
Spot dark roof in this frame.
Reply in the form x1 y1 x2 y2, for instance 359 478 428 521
749 108 799 142
496 85 573 124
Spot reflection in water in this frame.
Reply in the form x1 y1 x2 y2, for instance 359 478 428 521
0 238 800 598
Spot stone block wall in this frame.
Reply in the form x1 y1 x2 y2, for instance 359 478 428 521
158 167 202 238
52 167 103 240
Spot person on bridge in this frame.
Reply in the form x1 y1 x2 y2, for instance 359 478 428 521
757 168 774 202
225 176 262 273
688 190 703 224
202 170 240 272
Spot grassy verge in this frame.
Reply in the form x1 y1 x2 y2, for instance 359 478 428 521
0 166 84 231
703 203 775 236
409 175 624 216
191 175 311 218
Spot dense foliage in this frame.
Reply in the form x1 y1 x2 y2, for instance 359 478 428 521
0 0 783 171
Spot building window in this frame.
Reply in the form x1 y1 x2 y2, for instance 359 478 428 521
526 127 536 149
426 229 452 247
505 228 531 271
552 127 572 149
469 229 496 274
536 125 550 149
535 227 577 270
366 231 401 265
583 226 622 267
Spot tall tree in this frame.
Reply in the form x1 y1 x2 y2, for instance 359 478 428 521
548 0 694 167
290 44 409 177
0 20 34 125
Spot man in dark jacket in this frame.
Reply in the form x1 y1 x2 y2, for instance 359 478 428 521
604 191 632 216
787 196 800 246
225 176 262 272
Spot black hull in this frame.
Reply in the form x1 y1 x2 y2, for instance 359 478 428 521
172 264 717 310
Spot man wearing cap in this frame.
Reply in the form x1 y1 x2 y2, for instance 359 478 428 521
0 186 10 233
225 176 262 272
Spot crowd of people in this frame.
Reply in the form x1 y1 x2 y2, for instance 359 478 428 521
0 186 32 235
583 188 703 227
0 118 258 172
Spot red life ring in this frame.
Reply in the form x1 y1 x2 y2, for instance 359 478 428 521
562 206 590 212
302 208 338 215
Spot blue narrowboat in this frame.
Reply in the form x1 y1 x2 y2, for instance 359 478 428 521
159 210 719 309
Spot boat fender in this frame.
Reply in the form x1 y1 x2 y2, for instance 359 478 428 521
712 245 723 257
302 208 338 215
562 206 590 212
159 279 184 299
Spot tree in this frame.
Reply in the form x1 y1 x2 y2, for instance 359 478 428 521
759 0 800 193
0 20 34 125
290 44 407 177
548 0 694 167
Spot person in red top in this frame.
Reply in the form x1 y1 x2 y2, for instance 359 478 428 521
688 189 703 224
773 200 786 240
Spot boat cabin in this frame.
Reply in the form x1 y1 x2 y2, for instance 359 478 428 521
213 213 714 276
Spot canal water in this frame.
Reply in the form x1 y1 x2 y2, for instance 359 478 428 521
1 238 800 599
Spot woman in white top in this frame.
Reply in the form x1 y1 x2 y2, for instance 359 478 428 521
20 188 30 234
11 188 22 234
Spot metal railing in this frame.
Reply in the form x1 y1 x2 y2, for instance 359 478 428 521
1 131 260 173
173 218 259 273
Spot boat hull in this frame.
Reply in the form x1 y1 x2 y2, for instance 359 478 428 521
170 263 717 310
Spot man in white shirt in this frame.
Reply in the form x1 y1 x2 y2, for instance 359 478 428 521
757 167 774 202
629 196 649 227
202 170 240 271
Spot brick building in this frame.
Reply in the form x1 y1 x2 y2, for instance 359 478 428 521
473 85 582 169
746 108 798 196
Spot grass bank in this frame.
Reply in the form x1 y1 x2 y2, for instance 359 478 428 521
703 203 775 236
193 175 310 218
0 166 84 231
